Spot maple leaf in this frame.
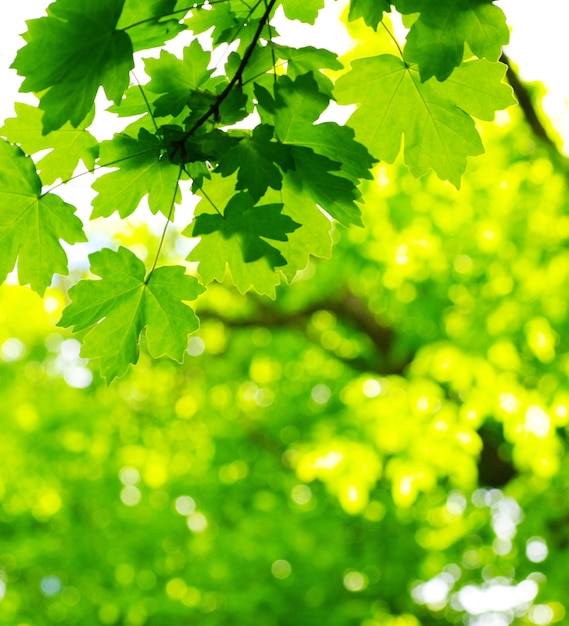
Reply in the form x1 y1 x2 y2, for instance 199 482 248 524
272 73 375 180
0 103 99 185
58 247 204 382
271 74 370 224
273 74 329 142
92 128 181 219
335 54 516 186
183 176 300 296
117 0 186 51
12 0 133 131
0 140 86 294
348 0 391 30
271 44 343 95
263 176 333 282
394 0 510 81
144 40 216 117
185 1 243 46
190 193 300 267
436 60 516 121
216 125 293 201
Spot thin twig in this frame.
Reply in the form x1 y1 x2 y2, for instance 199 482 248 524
146 164 183 281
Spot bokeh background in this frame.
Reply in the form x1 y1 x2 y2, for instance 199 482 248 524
1 2 569 625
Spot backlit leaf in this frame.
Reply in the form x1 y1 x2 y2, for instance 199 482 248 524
281 0 325 24
395 0 510 81
0 140 86 294
0 103 99 185
117 0 186 51
58 246 204 381
348 0 391 30
335 54 509 186
92 128 181 219
144 40 215 117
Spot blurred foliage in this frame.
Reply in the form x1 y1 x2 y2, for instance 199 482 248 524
2 45 569 626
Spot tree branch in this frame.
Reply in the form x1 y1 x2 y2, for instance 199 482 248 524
500 53 563 154
173 0 275 156
198 287 411 376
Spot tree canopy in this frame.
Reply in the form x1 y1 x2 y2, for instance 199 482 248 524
0 1 568 625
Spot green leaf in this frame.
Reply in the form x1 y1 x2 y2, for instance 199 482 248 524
183 176 297 297
185 1 241 45
271 44 343 94
272 73 375 181
437 59 516 121
217 125 292 201
273 74 329 143
289 121 375 181
335 54 499 186
117 0 186 51
348 0 391 30
190 192 300 267
92 128 181 219
0 103 99 185
58 246 204 382
144 40 214 117
12 0 134 131
0 140 86 294
185 173 331 292
107 86 151 117
289 147 363 226
264 175 333 281
395 0 510 81
281 0 325 24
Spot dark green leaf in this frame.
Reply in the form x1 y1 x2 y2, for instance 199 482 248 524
395 0 510 81
12 0 133 131
117 0 186 51
289 147 363 226
348 0 391 29
190 193 300 267
217 125 292 201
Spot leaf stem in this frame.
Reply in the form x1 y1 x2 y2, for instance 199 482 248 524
199 185 224 217
133 73 158 132
146 164 184 282
40 148 158 198
381 21 404 59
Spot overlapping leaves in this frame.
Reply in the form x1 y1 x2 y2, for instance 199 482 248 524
335 56 515 186
4 0 518 378
91 128 182 219
394 0 510 81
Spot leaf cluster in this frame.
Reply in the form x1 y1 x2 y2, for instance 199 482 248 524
0 0 515 380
